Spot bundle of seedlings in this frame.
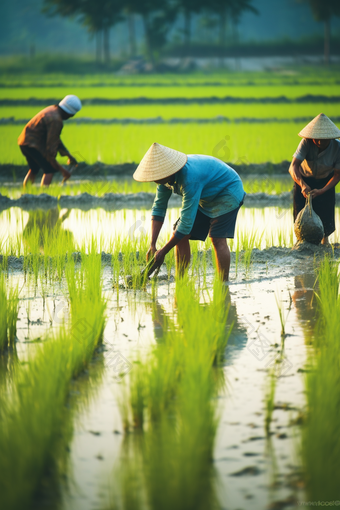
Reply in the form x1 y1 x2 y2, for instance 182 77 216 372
294 193 324 245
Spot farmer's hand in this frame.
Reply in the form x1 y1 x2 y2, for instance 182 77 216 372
146 245 157 262
152 249 166 269
61 168 71 182
67 156 78 166
309 188 323 198
301 183 311 198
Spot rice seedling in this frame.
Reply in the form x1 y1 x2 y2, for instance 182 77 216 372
0 250 107 510
0 275 20 352
300 258 340 502
275 290 292 343
114 276 231 509
264 370 277 437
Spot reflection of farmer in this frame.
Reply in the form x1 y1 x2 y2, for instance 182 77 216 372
291 272 317 343
133 143 245 281
18 95 82 188
23 208 72 251
289 114 340 245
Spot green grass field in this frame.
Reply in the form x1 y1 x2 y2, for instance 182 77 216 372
1 84 338 101
2 103 340 121
1 123 303 165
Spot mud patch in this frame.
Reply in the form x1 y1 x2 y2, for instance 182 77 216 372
2 189 340 212
2 244 339 274
0 161 292 181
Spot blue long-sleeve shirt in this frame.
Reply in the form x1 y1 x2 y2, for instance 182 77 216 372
151 154 245 239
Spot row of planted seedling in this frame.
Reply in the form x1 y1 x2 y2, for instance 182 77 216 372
0 225 270 292
299 257 340 502
110 276 231 510
0 243 232 510
0 251 107 509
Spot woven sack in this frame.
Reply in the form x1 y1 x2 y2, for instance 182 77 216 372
294 193 324 245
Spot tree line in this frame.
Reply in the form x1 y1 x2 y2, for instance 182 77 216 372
42 0 258 64
43 0 340 65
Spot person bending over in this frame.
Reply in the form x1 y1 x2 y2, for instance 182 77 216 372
289 113 340 245
18 94 82 187
133 143 245 282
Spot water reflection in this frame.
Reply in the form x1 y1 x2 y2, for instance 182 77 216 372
291 271 318 344
34 349 106 510
23 208 74 252
2 207 340 253
225 293 249 365
151 300 169 344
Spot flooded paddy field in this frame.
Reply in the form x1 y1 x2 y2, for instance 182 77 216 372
1 68 340 510
1 199 340 510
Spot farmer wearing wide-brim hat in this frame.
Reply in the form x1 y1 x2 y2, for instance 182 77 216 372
18 95 82 187
133 143 246 281
289 113 340 244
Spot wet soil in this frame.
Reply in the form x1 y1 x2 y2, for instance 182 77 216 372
2 188 340 212
0 161 291 181
2 243 339 274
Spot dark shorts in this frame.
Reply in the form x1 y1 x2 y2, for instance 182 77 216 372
293 173 335 237
174 203 243 241
20 145 57 175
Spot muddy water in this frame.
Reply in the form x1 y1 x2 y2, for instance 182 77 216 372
2 206 340 252
0 204 335 509
2 244 324 509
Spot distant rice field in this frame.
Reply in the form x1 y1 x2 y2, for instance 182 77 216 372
0 84 339 100
1 103 340 121
0 122 304 165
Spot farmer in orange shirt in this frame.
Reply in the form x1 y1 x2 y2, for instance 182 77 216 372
18 95 82 187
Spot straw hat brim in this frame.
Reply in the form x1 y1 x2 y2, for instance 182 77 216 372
299 113 340 139
133 143 188 182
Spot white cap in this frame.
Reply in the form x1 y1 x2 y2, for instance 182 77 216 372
59 95 82 115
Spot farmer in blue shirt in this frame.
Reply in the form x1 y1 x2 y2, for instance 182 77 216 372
133 143 245 281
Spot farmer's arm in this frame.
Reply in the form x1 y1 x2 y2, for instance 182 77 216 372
153 183 200 267
289 158 311 198
309 169 340 198
153 232 191 267
147 185 172 259
58 140 77 165
45 122 71 178
289 139 311 198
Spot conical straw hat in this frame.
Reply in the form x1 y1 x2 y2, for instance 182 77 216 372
299 113 340 139
133 143 187 182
